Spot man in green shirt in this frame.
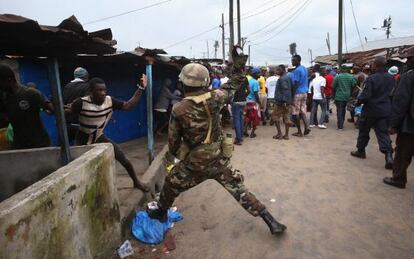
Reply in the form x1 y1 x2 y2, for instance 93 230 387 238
333 67 357 129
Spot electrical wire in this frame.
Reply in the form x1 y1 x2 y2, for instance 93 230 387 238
164 26 220 49
165 0 289 50
349 0 364 50
246 0 296 37
239 0 275 18
239 0 291 21
252 0 312 44
251 0 313 46
249 0 303 39
84 0 172 25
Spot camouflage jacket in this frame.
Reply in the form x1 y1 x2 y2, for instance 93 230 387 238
168 90 225 162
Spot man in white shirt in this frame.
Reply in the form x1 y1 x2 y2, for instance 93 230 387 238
309 65 327 129
266 68 279 99
266 68 279 124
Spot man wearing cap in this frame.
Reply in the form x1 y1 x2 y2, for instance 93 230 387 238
64 67 90 104
388 66 400 84
333 66 357 130
63 67 90 142
383 48 414 188
351 56 395 169
148 63 287 235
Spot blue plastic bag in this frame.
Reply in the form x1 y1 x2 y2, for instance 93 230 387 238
131 208 183 244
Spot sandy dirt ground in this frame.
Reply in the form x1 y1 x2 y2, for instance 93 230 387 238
123 114 414 259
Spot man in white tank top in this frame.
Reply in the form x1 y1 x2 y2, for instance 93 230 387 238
68 76 149 192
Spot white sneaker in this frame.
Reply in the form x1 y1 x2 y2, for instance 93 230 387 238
318 125 327 129
309 124 316 128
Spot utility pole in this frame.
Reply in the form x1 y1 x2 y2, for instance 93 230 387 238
385 16 392 39
206 40 209 59
229 0 235 55
220 13 226 64
338 0 343 67
372 16 392 39
248 45 251 65
308 48 313 65
236 0 241 45
326 32 331 55
214 40 219 59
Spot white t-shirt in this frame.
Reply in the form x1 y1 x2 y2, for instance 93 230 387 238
309 73 326 100
266 75 279 99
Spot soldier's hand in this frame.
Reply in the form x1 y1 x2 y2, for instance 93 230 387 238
140 74 148 89
214 89 225 97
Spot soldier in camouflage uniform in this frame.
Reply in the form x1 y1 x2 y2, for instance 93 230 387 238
149 62 287 235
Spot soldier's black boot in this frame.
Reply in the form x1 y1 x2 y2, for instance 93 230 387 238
385 152 394 170
147 203 168 222
259 209 287 234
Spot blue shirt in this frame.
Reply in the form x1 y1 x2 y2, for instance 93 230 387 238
247 78 259 102
293 65 308 94
287 72 295 82
211 78 221 89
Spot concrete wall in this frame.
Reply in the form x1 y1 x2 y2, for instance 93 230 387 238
0 144 121 259
0 146 93 202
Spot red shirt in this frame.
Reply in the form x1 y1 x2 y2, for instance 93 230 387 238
324 74 334 95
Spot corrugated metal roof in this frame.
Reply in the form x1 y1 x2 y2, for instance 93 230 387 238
348 36 414 52
315 36 414 66
0 14 116 56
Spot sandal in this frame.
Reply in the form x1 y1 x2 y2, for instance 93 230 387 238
292 132 303 137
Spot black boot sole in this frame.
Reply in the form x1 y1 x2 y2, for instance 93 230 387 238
270 224 287 234
350 152 366 159
383 178 405 189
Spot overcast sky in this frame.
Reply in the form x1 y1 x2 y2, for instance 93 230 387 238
2 0 414 65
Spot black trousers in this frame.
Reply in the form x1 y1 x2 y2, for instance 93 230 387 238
392 133 414 184
356 115 393 154
335 101 347 129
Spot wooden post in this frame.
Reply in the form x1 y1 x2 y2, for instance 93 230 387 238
145 57 155 165
229 0 235 52
47 57 71 165
338 0 343 67
221 13 226 64
237 0 241 45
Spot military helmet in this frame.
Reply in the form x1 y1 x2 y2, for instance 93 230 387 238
179 63 210 87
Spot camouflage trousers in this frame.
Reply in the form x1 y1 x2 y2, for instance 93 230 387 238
159 158 266 216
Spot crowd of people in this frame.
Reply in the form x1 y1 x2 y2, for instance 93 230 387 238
211 50 413 189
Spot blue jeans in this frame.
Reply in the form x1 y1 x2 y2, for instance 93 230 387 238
232 103 245 142
310 99 327 125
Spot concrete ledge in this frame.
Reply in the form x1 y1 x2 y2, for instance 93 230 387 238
120 145 168 238
0 145 93 202
0 144 121 259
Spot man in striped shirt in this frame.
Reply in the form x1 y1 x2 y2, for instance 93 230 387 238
69 77 148 192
